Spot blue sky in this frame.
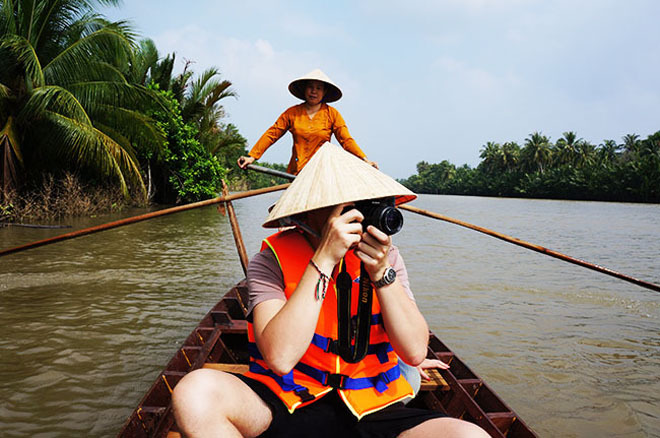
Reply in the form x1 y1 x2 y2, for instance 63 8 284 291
102 0 660 178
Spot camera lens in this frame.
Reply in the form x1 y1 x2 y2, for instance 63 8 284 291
377 207 403 235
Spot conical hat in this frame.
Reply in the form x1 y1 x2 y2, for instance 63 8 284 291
263 143 417 228
288 69 342 103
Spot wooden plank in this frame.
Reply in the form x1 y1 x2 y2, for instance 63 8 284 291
420 368 450 391
203 363 248 373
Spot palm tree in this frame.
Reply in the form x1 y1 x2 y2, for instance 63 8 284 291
554 131 581 166
598 139 620 165
0 0 163 198
501 141 520 172
521 132 552 173
479 141 503 174
177 65 237 142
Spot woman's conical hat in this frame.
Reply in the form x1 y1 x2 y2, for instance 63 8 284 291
288 69 342 103
263 143 417 228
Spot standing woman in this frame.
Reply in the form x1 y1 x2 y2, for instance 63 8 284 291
237 69 378 174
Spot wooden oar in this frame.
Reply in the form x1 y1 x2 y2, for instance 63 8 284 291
0 184 289 257
244 165 660 294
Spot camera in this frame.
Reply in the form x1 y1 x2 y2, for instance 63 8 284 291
346 197 403 235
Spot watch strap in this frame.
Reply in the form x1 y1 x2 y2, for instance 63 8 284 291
374 267 396 288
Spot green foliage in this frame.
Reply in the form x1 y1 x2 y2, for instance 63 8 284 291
0 0 163 199
146 87 226 203
401 131 660 203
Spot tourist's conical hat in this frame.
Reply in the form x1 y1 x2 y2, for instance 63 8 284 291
263 143 416 228
288 69 342 103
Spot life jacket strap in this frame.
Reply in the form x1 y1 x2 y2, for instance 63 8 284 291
310 334 393 364
248 361 316 403
294 362 401 393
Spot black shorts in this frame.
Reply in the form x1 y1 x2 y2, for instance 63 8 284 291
234 373 446 438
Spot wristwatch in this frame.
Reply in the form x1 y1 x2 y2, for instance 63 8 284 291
373 267 396 288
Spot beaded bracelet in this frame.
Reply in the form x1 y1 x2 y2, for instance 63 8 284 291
309 259 330 300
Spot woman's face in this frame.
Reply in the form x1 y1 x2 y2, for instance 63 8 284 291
304 80 326 105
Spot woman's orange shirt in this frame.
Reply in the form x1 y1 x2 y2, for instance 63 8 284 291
248 103 366 175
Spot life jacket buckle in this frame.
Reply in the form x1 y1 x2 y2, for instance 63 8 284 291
325 372 348 389
294 388 315 403
325 339 338 354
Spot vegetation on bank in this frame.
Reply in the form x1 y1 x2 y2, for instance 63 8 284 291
0 0 258 222
400 131 660 203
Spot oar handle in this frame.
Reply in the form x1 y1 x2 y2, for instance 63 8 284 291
246 164 295 181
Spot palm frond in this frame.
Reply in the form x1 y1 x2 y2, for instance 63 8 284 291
1 0 17 35
129 38 159 85
45 111 146 196
0 81 10 98
1 34 45 86
20 85 91 125
43 25 133 85
91 103 165 155
67 80 165 115
1 115 23 164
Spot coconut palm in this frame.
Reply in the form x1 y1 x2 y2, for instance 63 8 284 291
501 141 520 172
0 0 163 198
521 132 552 173
479 141 503 174
554 131 581 166
598 139 620 165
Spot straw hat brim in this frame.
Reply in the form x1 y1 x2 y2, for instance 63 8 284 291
263 143 416 228
288 69 342 103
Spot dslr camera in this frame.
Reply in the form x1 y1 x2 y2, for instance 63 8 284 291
346 197 403 235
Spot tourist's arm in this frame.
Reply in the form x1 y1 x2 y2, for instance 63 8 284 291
355 227 429 365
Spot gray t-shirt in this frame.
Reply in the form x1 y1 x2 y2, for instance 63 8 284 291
246 245 414 315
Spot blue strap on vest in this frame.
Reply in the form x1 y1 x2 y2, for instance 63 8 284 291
310 333 393 364
294 361 401 393
248 342 399 393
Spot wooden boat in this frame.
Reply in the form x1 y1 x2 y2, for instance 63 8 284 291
117 181 537 437
118 280 537 438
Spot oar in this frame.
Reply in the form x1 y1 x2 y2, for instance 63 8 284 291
244 165 660 294
0 184 290 257
246 164 295 181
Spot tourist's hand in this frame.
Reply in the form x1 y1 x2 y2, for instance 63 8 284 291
355 225 391 281
237 156 255 169
417 358 450 380
314 204 364 271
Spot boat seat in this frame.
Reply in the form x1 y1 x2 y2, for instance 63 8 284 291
202 363 449 391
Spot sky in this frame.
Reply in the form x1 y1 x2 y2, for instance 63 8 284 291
101 0 660 178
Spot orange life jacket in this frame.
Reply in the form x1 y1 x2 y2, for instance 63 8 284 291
244 230 413 419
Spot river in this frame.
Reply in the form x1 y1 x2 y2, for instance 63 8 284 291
1 194 659 437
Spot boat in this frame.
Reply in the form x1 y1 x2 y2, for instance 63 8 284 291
117 279 536 438
117 180 537 437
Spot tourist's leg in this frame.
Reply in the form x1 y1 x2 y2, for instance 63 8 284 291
398 417 490 438
172 369 273 438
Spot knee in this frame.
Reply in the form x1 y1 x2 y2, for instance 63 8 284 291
172 369 225 416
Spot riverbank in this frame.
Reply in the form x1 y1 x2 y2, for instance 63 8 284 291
0 173 142 224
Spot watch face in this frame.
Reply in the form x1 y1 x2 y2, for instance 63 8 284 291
385 268 396 282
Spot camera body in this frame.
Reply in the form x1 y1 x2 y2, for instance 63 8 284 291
348 197 403 235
